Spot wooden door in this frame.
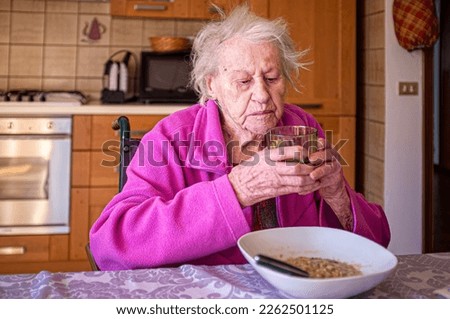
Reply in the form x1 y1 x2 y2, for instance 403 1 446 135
424 0 450 253
440 0 450 170
269 0 356 186
269 0 355 116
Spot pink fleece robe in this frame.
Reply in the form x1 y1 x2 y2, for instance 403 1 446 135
89 100 390 270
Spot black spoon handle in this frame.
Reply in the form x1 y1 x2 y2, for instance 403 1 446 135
254 254 310 278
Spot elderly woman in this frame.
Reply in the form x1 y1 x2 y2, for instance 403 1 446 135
90 5 390 270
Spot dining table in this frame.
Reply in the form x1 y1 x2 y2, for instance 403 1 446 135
0 252 449 299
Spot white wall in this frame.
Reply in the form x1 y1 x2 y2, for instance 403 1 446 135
384 0 423 254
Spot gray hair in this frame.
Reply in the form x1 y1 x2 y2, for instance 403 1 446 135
190 4 308 105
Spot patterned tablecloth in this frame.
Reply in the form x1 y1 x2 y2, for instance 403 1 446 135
1 253 449 299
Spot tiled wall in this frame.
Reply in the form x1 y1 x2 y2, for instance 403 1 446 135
0 0 204 99
356 0 385 206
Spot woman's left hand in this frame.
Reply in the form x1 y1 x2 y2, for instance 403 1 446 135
307 138 353 230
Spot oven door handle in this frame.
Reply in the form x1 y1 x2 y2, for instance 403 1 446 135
0 246 26 255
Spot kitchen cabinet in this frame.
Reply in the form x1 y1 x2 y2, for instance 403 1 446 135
0 236 50 263
0 114 166 274
88 115 166 187
189 0 268 19
110 0 268 19
270 0 356 186
111 0 190 19
71 114 167 266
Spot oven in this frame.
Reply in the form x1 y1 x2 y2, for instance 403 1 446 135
0 117 72 235
0 90 83 236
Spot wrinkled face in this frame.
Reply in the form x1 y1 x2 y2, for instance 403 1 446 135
207 38 286 136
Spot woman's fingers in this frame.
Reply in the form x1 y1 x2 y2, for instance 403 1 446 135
266 181 321 197
309 159 340 181
267 145 308 163
308 143 341 166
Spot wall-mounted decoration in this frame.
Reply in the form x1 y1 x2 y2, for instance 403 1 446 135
393 0 439 51
82 17 106 43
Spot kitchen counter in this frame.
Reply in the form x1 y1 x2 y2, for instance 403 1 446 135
0 101 191 116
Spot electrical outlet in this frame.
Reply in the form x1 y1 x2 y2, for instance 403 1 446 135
398 82 419 95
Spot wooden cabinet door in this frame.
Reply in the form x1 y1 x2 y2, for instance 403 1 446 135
89 115 167 187
89 188 119 228
269 0 355 116
90 114 166 151
315 115 355 186
189 0 268 19
0 236 49 263
111 0 190 18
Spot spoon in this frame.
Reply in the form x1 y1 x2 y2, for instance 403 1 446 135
254 254 310 278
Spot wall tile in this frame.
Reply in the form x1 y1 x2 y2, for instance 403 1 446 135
79 14 110 46
367 121 385 160
0 0 11 11
175 20 205 38
76 46 109 77
363 119 386 161
363 49 385 85
11 12 44 44
8 76 42 90
0 44 9 75
0 77 7 90
363 0 384 16
9 44 42 76
364 157 384 199
46 1 78 13
0 12 10 43
143 19 175 44
45 13 77 45
44 46 76 77
12 0 45 12
365 85 385 122
43 78 76 91
79 2 109 14
363 13 384 49
76 78 102 100
359 0 385 203
111 17 143 47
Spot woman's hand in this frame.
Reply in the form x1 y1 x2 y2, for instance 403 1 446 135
228 145 321 207
227 138 353 230
308 138 353 230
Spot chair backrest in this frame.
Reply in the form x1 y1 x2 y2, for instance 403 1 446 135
111 116 141 192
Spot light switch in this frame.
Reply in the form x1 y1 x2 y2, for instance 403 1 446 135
398 82 419 95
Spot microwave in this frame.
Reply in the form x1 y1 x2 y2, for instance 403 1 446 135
139 50 198 103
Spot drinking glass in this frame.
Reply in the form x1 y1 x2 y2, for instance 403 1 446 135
265 126 318 164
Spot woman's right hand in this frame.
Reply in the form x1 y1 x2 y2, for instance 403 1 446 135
227 145 321 207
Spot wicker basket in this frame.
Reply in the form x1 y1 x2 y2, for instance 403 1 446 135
149 37 191 52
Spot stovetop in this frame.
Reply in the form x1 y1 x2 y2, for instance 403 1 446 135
0 90 88 105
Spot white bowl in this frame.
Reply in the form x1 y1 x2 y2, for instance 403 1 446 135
238 226 397 298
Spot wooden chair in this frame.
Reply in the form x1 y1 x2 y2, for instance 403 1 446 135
85 242 99 271
85 116 142 270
